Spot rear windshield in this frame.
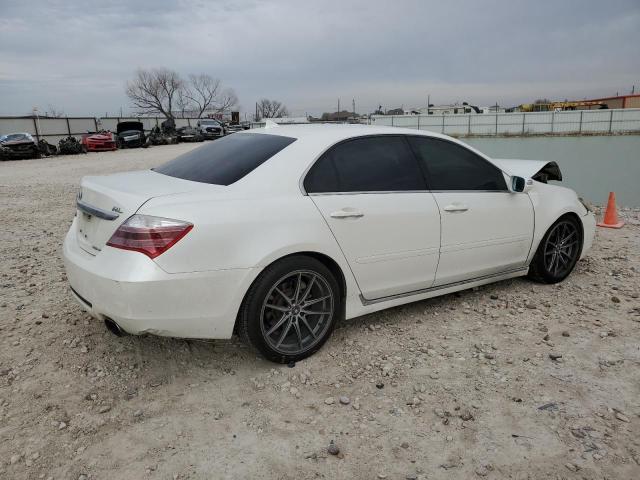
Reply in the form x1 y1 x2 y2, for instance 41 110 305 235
154 133 296 186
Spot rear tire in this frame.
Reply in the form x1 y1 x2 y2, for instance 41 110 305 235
237 255 340 363
528 215 582 284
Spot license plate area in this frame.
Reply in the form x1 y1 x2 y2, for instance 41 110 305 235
77 211 102 255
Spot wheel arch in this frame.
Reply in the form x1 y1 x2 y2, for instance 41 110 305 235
528 202 586 264
541 211 584 254
233 250 349 334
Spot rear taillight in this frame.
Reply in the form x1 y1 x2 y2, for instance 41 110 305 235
106 214 193 259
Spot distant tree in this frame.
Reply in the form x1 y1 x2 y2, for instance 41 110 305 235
184 74 238 118
46 105 65 117
127 69 238 119
258 98 288 118
126 68 184 119
212 88 239 116
534 98 552 104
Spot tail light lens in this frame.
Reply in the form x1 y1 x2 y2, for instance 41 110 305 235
106 214 193 259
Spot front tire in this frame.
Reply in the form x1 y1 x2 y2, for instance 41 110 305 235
528 215 582 284
237 255 340 363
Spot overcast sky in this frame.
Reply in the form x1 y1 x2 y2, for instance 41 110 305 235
1 0 639 117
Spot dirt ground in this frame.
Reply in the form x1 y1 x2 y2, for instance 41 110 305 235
1 144 639 480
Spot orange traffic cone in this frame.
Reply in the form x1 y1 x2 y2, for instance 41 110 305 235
597 192 624 229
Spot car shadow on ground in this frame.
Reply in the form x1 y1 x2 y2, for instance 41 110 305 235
88 276 532 372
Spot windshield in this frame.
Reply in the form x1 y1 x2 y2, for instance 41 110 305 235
154 132 296 185
200 120 221 125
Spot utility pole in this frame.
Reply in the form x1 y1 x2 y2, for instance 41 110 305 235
427 94 430 115
337 98 340 114
352 99 355 117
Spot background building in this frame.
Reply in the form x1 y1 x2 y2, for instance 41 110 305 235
580 94 640 109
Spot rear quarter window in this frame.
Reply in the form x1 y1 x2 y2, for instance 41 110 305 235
154 133 296 185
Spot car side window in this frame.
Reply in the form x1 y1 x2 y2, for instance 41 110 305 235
407 136 507 191
304 136 426 193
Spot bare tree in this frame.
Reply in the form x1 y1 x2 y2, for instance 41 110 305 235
46 105 65 117
258 98 288 118
175 88 190 119
126 68 184 119
184 74 238 117
214 88 238 116
126 69 239 119
184 74 221 117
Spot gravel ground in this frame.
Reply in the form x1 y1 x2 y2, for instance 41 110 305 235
1 145 639 480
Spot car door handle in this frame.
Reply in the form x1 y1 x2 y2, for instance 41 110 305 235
443 204 469 212
330 209 364 219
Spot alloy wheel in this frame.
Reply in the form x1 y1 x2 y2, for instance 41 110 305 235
543 220 579 277
260 270 334 355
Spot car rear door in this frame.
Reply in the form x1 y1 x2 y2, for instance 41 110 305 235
304 135 441 300
407 136 534 286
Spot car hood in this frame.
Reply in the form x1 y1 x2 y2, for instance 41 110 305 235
1 139 36 147
491 158 562 182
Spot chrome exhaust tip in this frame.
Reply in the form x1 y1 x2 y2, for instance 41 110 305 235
104 318 126 337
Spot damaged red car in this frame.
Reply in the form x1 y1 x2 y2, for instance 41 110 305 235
81 131 117 152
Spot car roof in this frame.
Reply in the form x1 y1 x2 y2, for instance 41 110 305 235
225 123 496 196
249 123 449 143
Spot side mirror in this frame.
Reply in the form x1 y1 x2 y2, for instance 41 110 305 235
511 176 526 192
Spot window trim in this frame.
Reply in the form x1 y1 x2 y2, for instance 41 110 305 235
300 134 429 195
405 135 508 192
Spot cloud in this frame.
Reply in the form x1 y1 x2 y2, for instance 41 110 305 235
0 0 638 116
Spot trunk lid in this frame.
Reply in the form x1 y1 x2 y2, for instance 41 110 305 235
75 170 215 255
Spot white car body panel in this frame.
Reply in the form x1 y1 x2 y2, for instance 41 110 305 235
309 192 440 299
432 190 534 285
62 124 596 340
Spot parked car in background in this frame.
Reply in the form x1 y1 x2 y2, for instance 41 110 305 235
176 126 204 143
0 132 40 160
116 121 146 148
81 131 117 152
197 118 225 139
224 122 251 134
62 125 595 363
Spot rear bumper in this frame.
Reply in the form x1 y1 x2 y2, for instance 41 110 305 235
580 212 596 259
62 222 255 339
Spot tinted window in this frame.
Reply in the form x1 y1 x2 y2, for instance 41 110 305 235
304 136 425 193
408 137 507 191
154 133 296 185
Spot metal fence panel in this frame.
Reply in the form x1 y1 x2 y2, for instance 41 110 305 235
0 118 36 137
370 109 640 136
67 118 97 135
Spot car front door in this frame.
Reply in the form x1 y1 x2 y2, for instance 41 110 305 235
304 135 441 300
407 136 534 286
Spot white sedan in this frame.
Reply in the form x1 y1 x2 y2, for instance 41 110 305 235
63 125 595 362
